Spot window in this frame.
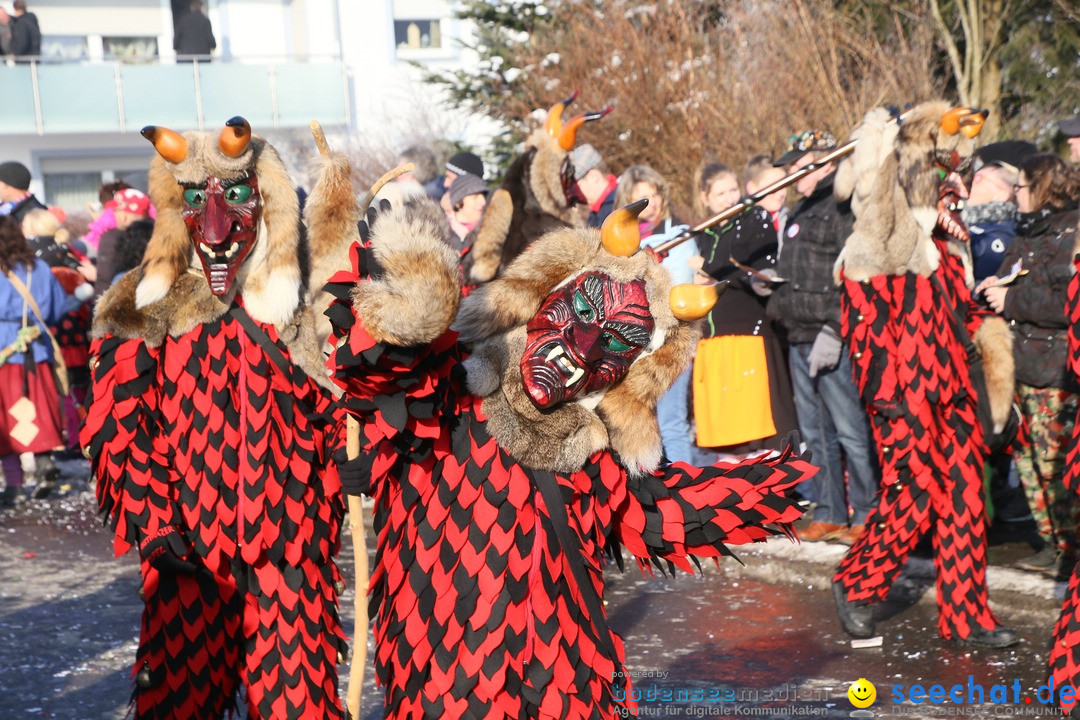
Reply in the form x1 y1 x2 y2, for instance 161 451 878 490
103 37 159 62
394 19 441 50
41 36 89 61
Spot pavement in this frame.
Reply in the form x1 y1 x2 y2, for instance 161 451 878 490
0 477 1071 719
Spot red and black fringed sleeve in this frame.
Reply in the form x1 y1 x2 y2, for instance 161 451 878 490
603 439 815 574
81 336 178 556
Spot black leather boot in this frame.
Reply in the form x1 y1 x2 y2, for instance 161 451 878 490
833 580 875 638
958 626 1020 649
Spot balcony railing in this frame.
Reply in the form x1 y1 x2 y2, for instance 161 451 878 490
0 57 351 136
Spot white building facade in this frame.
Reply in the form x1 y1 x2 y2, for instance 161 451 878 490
0 0 496 208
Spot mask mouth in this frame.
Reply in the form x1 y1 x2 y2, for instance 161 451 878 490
541 342 586 388
936 172 970 244
192 234 254 295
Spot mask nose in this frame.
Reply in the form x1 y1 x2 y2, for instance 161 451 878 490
198 193 233 246
571 323 605 364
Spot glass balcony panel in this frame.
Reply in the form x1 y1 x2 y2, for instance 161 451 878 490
122 64 200 131
38 64 120 133
0 66 37 134
275 62 347 127
198 63 275 129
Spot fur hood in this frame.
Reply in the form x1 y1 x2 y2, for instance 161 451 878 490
93 122 352 393
134 130 304 326
467 110 595 285
834 101 980 284
359 201 697 476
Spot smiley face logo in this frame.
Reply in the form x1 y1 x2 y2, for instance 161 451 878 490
848 678 876 708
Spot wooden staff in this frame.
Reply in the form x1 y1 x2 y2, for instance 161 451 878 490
344 416 367 720
654 110 913 256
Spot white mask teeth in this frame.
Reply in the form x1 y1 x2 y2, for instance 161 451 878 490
199 242 213 254
546 345 565 362
565 366 585 387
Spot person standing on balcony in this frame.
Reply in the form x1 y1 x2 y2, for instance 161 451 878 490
8 1 40 60
0 162 46 224
174 0 216 62
0 9 12 57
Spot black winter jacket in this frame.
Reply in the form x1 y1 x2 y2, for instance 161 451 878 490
9 12 40 57
999 208 1079 390
767 175 853 344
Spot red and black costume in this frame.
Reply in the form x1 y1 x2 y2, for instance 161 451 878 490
327 199 816 718
1046 249 1080 717
830 102 1017 645
82 119 351 719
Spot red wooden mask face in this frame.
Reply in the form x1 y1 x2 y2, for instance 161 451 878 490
520 271 655 409
181 172 261 295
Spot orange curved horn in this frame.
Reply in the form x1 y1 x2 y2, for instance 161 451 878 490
600 198 648 257
959 109 989 138
140 125 188 164
219 116 252 158
670 282 726 322
544 91 579 139
939 107 973 136
558 106 613 152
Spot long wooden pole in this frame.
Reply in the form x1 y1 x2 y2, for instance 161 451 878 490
654 111 911 256
344 416 367 720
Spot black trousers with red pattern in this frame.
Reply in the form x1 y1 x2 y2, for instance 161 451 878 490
833 447 999 640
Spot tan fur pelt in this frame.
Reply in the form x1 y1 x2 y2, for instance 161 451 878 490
454 223 690 475
351 200 462 347
468 188 514 284
94 269 334 391
973 315 1015 433
137 132 303 327
468 328 611 473
525 128 582 225
303 150 361 347
596 322 697 475
835 100 981 283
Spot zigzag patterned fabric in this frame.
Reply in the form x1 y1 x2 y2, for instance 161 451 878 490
1047 261 1080 716
324 239 816 719
81 312 347 719
833 241 1000 640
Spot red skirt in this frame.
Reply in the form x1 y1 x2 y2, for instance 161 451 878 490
0 361 64 455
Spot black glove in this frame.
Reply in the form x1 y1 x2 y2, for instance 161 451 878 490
334 447 371 497
139 526 196 575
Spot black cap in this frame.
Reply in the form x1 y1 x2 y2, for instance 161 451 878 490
446 152 484 180
0 161 31 191
974 140 1038 172
1060 116 1080 138
774 130 837 167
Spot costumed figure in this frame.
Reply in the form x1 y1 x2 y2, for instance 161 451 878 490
326 195 818 719
464 93 610 285
829 101 1018 647
81 117 353 719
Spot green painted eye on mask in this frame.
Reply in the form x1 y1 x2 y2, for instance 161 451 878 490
224 184 253 205
183 188 207 208
573 290 595 322
600 332 631 353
